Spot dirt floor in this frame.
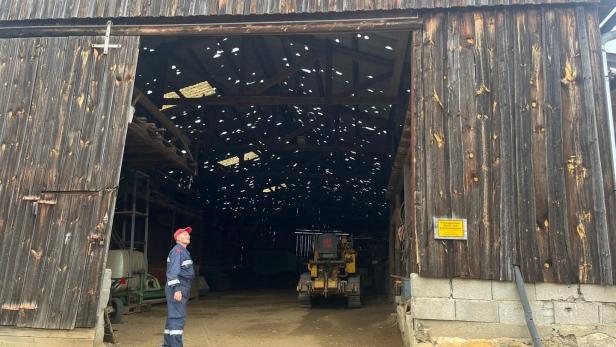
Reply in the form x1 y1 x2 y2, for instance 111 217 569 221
111 290 403 347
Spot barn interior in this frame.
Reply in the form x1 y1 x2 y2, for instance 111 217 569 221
106 29 412 323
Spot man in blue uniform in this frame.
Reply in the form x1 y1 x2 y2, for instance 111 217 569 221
162 226 195 347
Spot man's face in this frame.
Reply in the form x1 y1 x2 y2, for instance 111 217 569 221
176 231 191 245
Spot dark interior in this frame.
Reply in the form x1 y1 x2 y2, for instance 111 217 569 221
110 30 413 294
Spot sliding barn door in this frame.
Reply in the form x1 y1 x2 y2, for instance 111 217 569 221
0 35 139 328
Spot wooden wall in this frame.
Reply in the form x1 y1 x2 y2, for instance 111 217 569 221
0 36 139 328
0 0 596 21
408 5 616 285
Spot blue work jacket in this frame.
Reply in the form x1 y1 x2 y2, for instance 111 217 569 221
166 244 195 292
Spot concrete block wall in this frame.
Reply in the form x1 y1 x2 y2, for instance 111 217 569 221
408 273 616 326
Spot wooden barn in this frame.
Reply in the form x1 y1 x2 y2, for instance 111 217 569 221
0 0 615 346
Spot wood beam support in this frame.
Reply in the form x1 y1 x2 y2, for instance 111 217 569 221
0 17 422 38
219 142 389 155
162 95 397 106
294 36 394 67
247 48 325 95
133 88 193 161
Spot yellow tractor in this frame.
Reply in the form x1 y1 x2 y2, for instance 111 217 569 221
296 233 361 308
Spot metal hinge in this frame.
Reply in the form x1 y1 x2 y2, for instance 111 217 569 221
22 196 57 205
23 195 57 217
91 21 121 55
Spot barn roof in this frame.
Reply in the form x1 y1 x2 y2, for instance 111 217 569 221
0 0 600 22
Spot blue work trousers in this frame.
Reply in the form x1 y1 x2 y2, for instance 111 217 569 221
162 282 191 347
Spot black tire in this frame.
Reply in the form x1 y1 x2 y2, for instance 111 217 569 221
347 295 361 308
298 293 312 308
110 298 124 324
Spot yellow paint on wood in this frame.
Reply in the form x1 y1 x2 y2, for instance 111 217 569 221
433 131 445 148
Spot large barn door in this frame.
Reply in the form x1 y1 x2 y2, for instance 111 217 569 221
0 35 139 328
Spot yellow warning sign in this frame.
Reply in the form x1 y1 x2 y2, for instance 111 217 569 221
434 218 467 240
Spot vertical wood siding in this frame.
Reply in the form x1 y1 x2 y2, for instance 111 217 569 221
409 6 616 284
0 36 139 328
0 0 598 21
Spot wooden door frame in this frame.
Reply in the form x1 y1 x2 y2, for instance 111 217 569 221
0 11 422 38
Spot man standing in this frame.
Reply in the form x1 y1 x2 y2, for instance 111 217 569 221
163 226 195 347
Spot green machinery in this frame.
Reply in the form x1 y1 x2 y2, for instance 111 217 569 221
107 170 165 323
108 252 166 323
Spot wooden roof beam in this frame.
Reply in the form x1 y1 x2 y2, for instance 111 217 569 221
247 48 326 95
293 36 394 67
132 88 194 162
162 95 397 106
219 142 390 155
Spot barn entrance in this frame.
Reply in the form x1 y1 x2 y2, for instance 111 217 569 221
108 25 415 345
0 11 419 346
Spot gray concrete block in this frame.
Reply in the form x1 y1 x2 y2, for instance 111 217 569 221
410 273 451 298
498 300 554 325
455 299 499 322
492 280 536 301
411 297 455 321
554 301 599 325
581 284 616 303
452 278 492 300
600 303 616 324
535 282 580 301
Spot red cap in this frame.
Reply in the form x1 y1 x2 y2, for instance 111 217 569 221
173 226 192 240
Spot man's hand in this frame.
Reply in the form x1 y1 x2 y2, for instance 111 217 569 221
174 291 182 301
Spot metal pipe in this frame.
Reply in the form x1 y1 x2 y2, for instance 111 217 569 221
144 175 150 275
513 265 542 347
601 38 616 192
128 171 137 302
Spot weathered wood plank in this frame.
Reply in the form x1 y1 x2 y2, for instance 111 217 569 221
493 9 516 281
15 37 70 328
445 12 469 277
575 6 612 284
26 37 96 328
72 36 114 190
473 11 494 279
541 8 573 284
0 0 602 20
40 192 98 329
0 39 17 233
527 9 554 282
513 10 541 282
44 37 95 191
484 9 501 280
420 13 446 278
411 28 427 276
76 37 140 327
584 7 616 284
459 11 482 278
559 8 599 284
91 36 139 190
0 38 41 326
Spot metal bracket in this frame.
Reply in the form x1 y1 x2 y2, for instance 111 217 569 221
91 21 121 55
22 195 57 205
88 233 106 243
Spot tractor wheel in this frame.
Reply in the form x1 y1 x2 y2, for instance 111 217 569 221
347 295 361 308
109 298 124 324
298 293 312 308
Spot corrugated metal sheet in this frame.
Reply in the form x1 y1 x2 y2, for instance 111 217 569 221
0 0 599 21
408 6 616 285
0 35 139 328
